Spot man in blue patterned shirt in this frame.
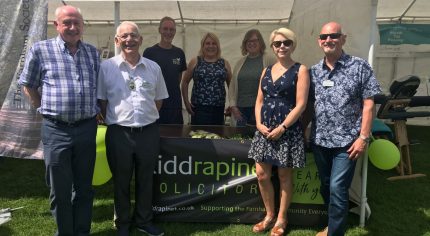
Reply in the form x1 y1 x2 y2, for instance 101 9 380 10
18 5 99 236
309 22 381 236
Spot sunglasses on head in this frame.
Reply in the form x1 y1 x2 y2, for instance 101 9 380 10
319 33 342 40
272 40 293 48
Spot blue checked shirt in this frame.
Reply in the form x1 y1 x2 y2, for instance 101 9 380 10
310 52 381 148
18 36 100 122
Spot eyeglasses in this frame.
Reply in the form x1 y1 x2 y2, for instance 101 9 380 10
319 33 342 40
116 32 140 41
272 40 293 48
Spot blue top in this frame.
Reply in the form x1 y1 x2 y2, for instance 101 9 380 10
18 36 100 122
191 57 227 107
143 44 186 108
260 63 301 130
309 52 381 148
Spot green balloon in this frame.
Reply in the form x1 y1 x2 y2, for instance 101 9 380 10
96 125 107 152
93 126 112 186
368 139 400 170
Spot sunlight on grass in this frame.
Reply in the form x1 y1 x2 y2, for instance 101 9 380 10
418 207 430 218
1 125 430 235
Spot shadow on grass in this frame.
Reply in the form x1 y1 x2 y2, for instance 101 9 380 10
0 226 12 236
0 157 47 199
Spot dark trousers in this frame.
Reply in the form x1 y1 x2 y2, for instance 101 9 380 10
191 105 225 125
41 117 97 236
157 107 184 124
312 144 357 236
105 123 160 230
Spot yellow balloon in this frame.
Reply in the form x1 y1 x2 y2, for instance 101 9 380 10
96 125 107 152
93 126 112 186
368 139 401 170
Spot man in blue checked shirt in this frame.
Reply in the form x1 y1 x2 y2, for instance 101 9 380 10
309 22 381 236
18 5 99 236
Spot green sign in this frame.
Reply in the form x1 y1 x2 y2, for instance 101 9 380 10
379 24 430 45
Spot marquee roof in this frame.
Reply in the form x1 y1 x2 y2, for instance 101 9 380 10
47 0 430 25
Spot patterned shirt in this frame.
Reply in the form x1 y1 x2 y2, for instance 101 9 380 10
310 52 381 148
18 36 100 122
191 57 227 106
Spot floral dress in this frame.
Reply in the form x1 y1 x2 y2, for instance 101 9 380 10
191 56 227 107
248 63 305 168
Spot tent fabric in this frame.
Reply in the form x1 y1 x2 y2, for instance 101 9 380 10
47 0 430 24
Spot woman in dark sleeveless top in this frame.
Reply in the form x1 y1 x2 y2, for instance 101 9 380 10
181 32 232 125
249 28 310 236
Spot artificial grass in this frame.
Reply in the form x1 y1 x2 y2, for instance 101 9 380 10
0 125 429 235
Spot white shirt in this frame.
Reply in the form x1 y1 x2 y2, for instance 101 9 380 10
97 55 168 126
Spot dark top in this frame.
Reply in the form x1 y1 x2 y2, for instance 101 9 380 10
143 44 187 108
260 63 301 130
191 57 227 107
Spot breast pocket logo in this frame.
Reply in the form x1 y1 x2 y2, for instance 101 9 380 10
172 58 181 65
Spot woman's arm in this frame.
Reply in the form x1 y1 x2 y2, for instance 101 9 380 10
267 64 310 140
255 68 271 136
224 59 233 87
181 57 197 115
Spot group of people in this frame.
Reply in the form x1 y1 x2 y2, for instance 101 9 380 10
17 4 381 236
247 23 381 236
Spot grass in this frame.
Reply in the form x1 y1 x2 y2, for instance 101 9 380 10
0 125 429 236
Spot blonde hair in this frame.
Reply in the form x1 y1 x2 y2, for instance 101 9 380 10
198 32 221 59
269 27 297 52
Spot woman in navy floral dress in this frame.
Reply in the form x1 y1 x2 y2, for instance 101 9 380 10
249 28 309 236
181 32 232 125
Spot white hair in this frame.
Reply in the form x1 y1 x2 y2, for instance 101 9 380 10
116 21 141 36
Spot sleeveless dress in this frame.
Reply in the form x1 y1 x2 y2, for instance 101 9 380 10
191 56 227 107
248 63 305 168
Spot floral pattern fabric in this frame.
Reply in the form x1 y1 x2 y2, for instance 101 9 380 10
248 63 305 168
191 57 227 107
309 52 382 148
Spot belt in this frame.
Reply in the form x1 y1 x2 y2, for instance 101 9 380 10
43 115 95 127
113 123 155 133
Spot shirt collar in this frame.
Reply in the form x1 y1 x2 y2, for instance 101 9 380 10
320 51 348 70
114 54 146 69
56 35 81 53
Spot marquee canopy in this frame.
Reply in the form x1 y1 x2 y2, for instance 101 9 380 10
47 0 430 25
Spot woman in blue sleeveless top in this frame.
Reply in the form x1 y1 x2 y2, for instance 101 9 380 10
249 28 310 236
181 32 232 125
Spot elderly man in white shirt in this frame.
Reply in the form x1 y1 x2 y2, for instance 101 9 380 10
97 21 167 236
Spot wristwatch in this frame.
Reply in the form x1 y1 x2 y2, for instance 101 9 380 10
359 134 370 143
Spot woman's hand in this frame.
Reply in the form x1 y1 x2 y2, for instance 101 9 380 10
256 123 271 137
230 106 243 120
184 101 195 115
266 126 285 140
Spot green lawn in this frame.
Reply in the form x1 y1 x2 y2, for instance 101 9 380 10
0 125 429 236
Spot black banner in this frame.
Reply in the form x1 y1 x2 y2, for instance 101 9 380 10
153 126 327 226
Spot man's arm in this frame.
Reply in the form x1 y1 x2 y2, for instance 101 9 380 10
155 100 163 111
347 98 375 159
359 98 375 139
22 86 41 109
98 99 108 123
